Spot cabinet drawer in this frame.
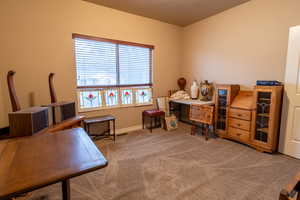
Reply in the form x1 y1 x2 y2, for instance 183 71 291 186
228 127 250 142
229 108 251 121
229 118 251 131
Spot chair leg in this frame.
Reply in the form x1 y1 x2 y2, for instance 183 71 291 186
150 117 153 133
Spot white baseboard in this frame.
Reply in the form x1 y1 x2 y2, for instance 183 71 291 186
116 125 143 135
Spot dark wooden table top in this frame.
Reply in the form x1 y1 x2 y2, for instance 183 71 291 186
83 115 115 124
0 128 108 199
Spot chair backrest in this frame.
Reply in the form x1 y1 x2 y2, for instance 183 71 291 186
156 96 170 116
7 70 21 112
189 105 214 125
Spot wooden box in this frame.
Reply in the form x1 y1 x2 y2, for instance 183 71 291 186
43 101 76 124
9 107 49 137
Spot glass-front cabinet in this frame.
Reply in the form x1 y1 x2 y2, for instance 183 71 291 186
251 86 283 152
215 84 240 137
216 89 228 131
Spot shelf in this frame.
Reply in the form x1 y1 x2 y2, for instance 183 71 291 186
259 98 271 101
257 113 269 117
257 128 269 133
218 106 227 109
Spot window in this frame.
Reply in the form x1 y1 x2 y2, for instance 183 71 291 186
73 33 154 111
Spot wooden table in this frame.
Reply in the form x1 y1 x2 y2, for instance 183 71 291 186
0 128 108 200
83 115 116 141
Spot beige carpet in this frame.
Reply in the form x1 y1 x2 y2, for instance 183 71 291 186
30 124 300 200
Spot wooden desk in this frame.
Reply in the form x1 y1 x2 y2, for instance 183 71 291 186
0 128 108 200
170 99 214 124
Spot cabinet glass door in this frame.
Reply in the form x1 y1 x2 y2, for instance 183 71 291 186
216 89 228 131
254 91 271 143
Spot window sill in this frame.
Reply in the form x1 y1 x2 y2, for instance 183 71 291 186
78 103 153 113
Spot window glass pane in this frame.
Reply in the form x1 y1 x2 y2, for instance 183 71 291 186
105 89 119 106
136 89 152 104
119 45 151 85
74 38 117 86
121 89 133 105
79 91 102 109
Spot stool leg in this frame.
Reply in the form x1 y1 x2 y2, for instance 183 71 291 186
107 121 110 139
150 117 153 133
142 112 145 129
113 119 116 141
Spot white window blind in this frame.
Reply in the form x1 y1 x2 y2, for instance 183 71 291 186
119 45 151 85
73 34 153 88
75 38 117 87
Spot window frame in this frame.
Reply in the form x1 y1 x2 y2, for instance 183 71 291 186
73 33 155 112
73 33 154 89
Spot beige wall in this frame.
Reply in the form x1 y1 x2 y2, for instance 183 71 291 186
182 0 300 89
1 0 300 132
0 0 182 129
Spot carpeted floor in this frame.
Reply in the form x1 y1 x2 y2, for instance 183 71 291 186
30 124 300 200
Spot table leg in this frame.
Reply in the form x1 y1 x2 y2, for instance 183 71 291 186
205 124 209 141
113 119 116 141
62 179 70 200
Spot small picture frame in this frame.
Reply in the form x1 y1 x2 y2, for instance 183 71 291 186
165 115 178 131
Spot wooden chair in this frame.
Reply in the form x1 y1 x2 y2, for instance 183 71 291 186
189 104 214 140
279 172 300 200
7 70 21 112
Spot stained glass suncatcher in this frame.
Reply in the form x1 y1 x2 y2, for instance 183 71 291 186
79 91 102 109
121 89 133 105
136 88 152 104
105 89 119 106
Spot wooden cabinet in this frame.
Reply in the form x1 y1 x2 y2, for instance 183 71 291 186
251 86 283 152
215 84 283 153
215 84 240 137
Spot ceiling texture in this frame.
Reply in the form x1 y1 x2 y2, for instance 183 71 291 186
84 0 251 27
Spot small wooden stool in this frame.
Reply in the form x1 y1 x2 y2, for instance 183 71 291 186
142 109 165 132
83 115 116 141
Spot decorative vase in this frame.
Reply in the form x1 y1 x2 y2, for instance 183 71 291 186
190 81 199 99
200 80 213 101
177 77 187 91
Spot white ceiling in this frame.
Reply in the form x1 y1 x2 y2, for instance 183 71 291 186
84 0 251 27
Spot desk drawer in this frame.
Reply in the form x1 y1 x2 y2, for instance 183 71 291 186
229 108 251 121
228 127 250 142
229 118 251 131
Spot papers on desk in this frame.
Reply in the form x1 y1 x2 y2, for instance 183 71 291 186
170 99 214 106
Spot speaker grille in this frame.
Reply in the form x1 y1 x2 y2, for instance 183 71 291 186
61 103 76 121
32 110 49 133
